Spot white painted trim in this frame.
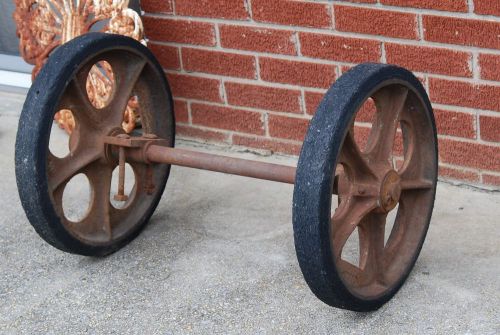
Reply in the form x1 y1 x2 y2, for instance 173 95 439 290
0 70 31 89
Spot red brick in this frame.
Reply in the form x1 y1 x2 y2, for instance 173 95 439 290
474 0 500 16
148 43 180 70
479 115 500 142
340 65 354 75
177 125 229 142
423 16 500 49
300 32 381 63
305 91 325 115
356 98 377 123
335 5 418 39
439 139 500 170
429 78 500 112
233 134 302 155
479 54 500 81
143 17 215 46
305 91 377 118
483 174 500 186
350 124 405 155
182 48 256 79
220 25 297 55
268 115 310 141
381 0 467 12
174 99 189 123
439 166 480 183
394 128 404 156
352 125 372 151
259 58 336 89
142 0 173 14
191 103 264 134
167 73 222 102
225 83 302 113
252 0 332 28
175 0 249 20
385 43 472 77
434 109 476 139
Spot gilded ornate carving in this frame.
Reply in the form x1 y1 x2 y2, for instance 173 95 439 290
13 0 145 133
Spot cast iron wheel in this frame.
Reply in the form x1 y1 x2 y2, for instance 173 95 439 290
15 33 175 256
293 63 438 311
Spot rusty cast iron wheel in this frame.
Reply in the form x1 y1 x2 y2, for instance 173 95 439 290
15 33 175 256
293 63 438 311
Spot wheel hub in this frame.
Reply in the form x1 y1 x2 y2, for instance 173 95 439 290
379 170 401 212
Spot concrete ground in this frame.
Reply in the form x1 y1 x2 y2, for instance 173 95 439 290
0 90 499 334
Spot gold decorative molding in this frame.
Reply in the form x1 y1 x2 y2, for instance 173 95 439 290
13 0 145 133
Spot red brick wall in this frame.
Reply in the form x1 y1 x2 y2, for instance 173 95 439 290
141 0 500 188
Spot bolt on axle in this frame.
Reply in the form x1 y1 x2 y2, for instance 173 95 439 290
113 134 129 202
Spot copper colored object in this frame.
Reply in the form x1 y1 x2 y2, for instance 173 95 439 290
15 33 437 311
329 84 435 299
13 0 145 133
49 66 433 296
146 146 297 185
44 45 174 243
39 39 434 303
104 129 297 184
102 84 432 301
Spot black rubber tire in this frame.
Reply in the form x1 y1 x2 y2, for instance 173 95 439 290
292 63 438 311
15 33 175 256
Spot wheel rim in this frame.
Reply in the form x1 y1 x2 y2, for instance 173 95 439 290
46 48 172 245
330 81 437 299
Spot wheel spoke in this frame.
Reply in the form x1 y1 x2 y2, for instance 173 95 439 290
358 212 387 285
366 86 409 164
331 197 378 260
383 198 407 267
103 56 147 124
79 163 113 240
58 77 99 130
339 130 377 181
48 146 101 193
391 120 413 171
129 162 151 196
68 124 80 153
337 259 364 281
397 142 428 185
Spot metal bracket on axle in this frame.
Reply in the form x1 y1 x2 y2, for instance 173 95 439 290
104 133 170 200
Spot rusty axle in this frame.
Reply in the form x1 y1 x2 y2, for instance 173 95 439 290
146 145 297 184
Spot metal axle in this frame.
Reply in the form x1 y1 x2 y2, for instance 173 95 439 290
146 145 297 184
106 134 297 201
